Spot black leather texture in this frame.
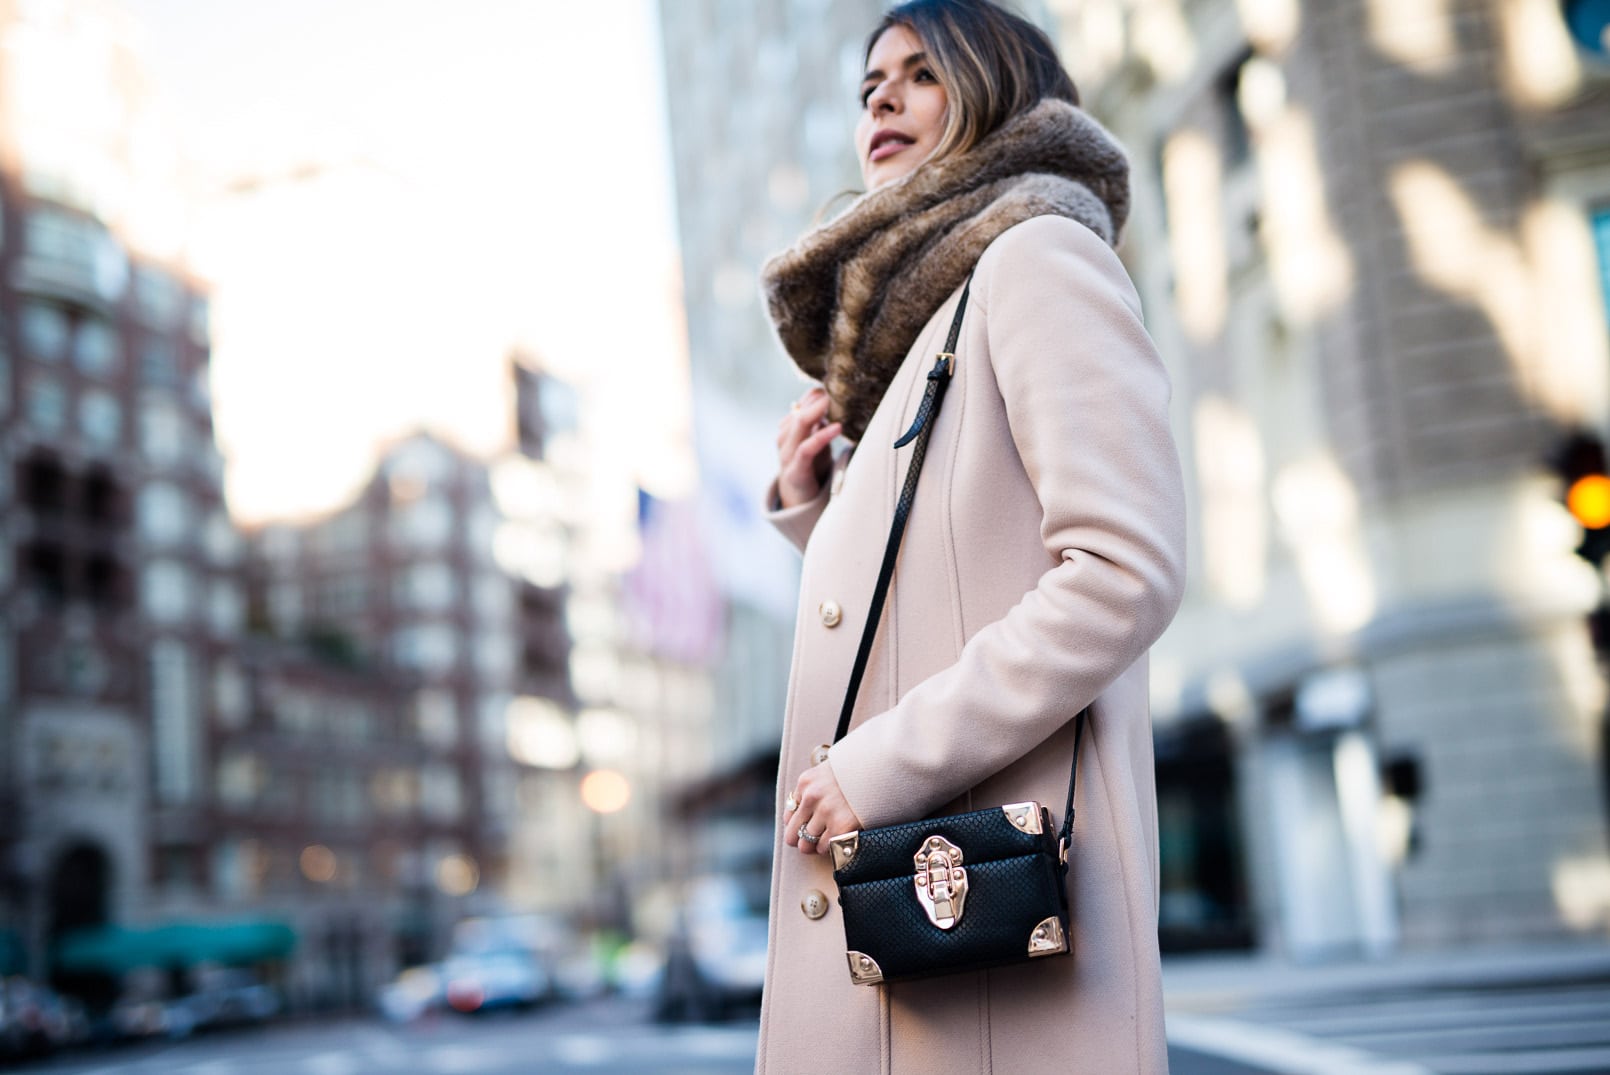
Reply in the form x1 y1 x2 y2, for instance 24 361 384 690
834 803 1070 983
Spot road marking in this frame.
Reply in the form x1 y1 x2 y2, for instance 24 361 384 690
1420 1046 1610 1074
356 1026 411 1066
424 1044 502 1073
304 1051 358 1075
553 1034 614 1064
1168 1012 1437 1075
672 1027 763 1059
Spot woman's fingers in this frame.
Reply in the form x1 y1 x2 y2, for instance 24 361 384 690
781 764 860 857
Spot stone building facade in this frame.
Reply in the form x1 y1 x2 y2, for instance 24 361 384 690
1050 0 1610 954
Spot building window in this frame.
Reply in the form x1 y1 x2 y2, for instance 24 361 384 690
84 553 123 609
140 400 185 464
26 376 67 434
73 317 118 376
134 265 184 328
391 496 452 550
213 660 249 729
216 751 263 808
190 297 210 345
399 562 453 612
142 561 192 623
420 764 463 821
22 542 68 603
82 467 120 524
137 482 189 546
205 512 242 566
79 390 122 450
19 453 67 515
414 689 458 748
393 624 458 676
139 337 180 386
268 582 303 634
1217 51 1255 172
209 580 244 636
20 301 68 361
150 640 198 804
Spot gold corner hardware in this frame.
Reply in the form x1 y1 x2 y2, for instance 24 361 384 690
829 831 860 871
1002 802 1043 835
1028 916 1067 957
913 834 968 930
847 951 884 985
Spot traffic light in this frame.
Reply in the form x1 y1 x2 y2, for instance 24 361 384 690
1552 429 1610 566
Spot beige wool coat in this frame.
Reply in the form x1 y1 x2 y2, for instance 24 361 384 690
758 215 1186 1074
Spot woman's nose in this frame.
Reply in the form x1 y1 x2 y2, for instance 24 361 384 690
866 80 900 113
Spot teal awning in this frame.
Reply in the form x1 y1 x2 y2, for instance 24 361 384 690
54 920 297 973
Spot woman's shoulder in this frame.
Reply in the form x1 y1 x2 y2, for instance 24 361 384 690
973 213 1140 316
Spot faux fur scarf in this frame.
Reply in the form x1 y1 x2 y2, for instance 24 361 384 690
761 99 1130 443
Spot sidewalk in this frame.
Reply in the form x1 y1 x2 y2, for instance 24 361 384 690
1162 940 1610 1075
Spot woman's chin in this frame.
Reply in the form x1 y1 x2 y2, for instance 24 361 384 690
865 161 917 190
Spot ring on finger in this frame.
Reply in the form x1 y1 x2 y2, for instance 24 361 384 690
798 824 821 845
784 793 798 813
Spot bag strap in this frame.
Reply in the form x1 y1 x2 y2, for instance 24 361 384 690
829 274 1088 856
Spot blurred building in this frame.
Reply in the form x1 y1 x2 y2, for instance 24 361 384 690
656 0 891 884
0 0 241 998
1051 0 1610 955
498 356 724 923
249 432 520 893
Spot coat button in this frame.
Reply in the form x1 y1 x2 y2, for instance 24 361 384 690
811 743 831 766
802 889 829 920
819 600 842 628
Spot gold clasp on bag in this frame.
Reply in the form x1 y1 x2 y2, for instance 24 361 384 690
913 834 968 930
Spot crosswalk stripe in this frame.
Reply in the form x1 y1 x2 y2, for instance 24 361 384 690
1420 1045 1610 1075
1263 995 1610 1035
1167 1012 1436 1075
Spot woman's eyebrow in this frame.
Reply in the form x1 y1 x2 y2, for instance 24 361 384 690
861 51 929 86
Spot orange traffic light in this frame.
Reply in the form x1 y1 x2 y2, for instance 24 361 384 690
1568 474 1610 530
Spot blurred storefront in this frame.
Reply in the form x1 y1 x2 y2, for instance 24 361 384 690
1052 0 1610 956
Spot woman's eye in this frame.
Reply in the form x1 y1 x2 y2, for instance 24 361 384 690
860 85 875 106
916 67 937 83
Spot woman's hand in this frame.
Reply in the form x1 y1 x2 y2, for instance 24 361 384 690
782 759 863 857
775 387 841 509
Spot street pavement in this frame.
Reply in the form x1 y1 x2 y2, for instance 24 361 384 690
17 999 758 1075
1164 942 1610 1074
19 943 1610 1074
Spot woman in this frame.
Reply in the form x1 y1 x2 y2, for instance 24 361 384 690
759 1 1185 1072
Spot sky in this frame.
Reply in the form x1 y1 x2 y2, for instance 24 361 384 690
120 0 694 523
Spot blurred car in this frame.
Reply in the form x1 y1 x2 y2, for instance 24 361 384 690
164 968 280 1037
0 977 85 1058
440 950 548 1014
655 875 768 1021
377 964 443 1024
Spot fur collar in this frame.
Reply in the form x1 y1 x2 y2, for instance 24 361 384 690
761 99 1130 443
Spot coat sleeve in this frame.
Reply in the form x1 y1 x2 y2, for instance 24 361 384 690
827 215 1188 830
762 477 830 555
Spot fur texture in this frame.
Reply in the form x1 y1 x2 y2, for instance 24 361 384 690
761 99 1131 443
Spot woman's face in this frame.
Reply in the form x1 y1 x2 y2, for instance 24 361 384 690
856 24 949 190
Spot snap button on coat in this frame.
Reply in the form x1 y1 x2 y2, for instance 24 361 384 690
819 600 842 628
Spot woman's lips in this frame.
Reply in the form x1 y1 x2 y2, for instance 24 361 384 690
869 136 914 162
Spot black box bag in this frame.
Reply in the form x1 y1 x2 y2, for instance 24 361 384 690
817 276 1089 986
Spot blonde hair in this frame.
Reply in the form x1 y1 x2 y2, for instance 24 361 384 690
864 0 1080 164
